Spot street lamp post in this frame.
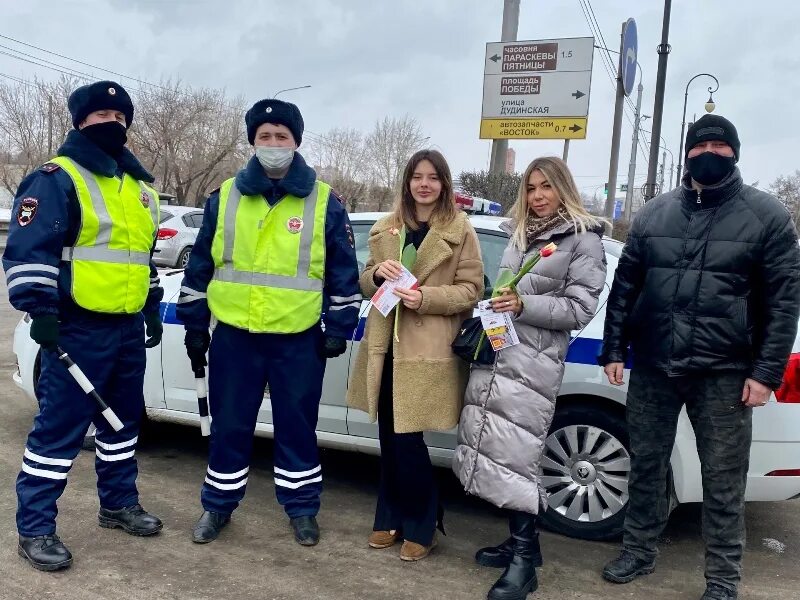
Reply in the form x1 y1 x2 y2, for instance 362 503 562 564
675 73 719 187
273 85 312 98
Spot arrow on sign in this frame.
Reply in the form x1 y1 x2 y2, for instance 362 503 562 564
571 90 585 99
489 54 501 63
569 124 583 133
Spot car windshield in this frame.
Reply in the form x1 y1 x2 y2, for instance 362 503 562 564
159 211 173 224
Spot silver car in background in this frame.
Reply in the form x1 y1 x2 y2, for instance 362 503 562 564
153 205 204 269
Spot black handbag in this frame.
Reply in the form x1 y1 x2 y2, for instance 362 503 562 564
452 316 496 365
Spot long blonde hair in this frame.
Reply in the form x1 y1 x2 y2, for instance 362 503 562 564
509 156 606 250
391 149 458 230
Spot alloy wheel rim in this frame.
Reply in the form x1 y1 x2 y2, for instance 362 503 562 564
541 424 630 523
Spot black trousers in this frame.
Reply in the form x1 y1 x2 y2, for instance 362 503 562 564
623 366 751 592
373 352 440 546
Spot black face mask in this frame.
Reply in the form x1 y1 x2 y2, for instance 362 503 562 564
686 151 736 186
80 121 128 157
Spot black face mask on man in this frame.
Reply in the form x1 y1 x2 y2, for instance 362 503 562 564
80 121 128 157
686 151 736 186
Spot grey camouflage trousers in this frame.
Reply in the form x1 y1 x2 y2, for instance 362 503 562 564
623 366 752 593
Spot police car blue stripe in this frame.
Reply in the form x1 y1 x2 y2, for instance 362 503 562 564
160 302 626 368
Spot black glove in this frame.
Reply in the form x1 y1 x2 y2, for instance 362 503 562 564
185 328 211 373
30 314 59 351
143 311 163 348
321 335 347 359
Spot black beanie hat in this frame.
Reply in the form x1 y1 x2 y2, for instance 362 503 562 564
68 80 134 129
685 114 740 161
245 99 304 146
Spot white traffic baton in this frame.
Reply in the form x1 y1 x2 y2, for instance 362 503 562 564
55 346 124 432
194 366 210 437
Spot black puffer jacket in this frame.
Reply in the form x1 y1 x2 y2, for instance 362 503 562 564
600 168 800 388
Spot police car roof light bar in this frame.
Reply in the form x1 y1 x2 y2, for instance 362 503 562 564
55 346 124 432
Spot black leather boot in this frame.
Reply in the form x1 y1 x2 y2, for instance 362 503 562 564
98 503 163 536
476 532 543 568
290 516 320 546
486 511 539 600
602 550 656 583
192 511 231 544
18 534 73 571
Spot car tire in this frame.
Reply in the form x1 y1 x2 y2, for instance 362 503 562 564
538 402 632 541
177 246 192 269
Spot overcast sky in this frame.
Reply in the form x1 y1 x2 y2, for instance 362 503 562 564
2 0 796 201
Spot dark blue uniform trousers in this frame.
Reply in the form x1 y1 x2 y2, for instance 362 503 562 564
201 322 326 518
17 313 146 537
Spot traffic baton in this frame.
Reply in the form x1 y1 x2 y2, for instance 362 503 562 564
55 346 124 432
194 366 210 437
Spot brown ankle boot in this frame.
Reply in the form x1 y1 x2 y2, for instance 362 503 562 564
368 530 399 549
399 538 437 561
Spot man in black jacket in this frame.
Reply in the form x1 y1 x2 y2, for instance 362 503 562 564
598 114 800 600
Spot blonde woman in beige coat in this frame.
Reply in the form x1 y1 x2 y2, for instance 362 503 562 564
347 149 483 562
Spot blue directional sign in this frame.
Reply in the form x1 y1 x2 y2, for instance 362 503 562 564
621 18 638 97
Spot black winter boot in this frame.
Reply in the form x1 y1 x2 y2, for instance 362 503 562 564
486 511 539 600
18 534 73 571
192 511 231 543
98 503 163 536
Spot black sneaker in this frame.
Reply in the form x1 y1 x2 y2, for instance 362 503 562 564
290 516 320 546
191 511 231 544
701 583 737 600
99 503 163 536
602 550 655 583
18 534 73 571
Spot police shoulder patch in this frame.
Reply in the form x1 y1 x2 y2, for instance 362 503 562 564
17 197 39 227
344 222 355 249
39 162 61 174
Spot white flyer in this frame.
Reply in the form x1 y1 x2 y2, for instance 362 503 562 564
477 299 520 351
370 266 419 317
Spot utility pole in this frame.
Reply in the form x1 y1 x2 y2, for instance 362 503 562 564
603 21 626 225
47 94 53 155
643 0 672 201
489 0 520 175
658 150 666 193
623 80 643 222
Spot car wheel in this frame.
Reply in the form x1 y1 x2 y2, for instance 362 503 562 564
177 246 192 269
539 402 631 541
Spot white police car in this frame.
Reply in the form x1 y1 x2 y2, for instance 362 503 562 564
12 212 800 541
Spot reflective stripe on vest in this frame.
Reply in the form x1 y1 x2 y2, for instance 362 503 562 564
49 156 159 314
207 179 329 333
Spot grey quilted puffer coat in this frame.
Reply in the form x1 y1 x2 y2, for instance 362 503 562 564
453 218 606 514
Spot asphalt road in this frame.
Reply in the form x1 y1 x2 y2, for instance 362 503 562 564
0 277 797 599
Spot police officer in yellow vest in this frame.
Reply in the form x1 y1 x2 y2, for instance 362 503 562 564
177 99 360 546
3 81 164 571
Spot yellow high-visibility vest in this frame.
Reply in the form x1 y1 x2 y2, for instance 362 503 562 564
50 156 159 314
207 178 329 333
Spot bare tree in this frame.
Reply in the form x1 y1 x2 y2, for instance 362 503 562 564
0 76 79 195
128 79 248 205
770 170 800 228
307 128 371 212
366 115 427 209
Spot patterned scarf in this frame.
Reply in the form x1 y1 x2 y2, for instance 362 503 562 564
525 206 569 244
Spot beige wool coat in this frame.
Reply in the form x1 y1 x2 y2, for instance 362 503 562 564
346 211 484 433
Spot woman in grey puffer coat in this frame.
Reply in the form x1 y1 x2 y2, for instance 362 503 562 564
453 157 606 600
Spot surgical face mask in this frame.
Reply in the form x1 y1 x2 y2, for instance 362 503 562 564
80 121 128 157
255 146 294 171
686 151 736 186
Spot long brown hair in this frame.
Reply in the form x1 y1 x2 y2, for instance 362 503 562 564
391 149 458 230
509 156 606 250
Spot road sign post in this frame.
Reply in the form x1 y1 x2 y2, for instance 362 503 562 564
480 37 594 140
